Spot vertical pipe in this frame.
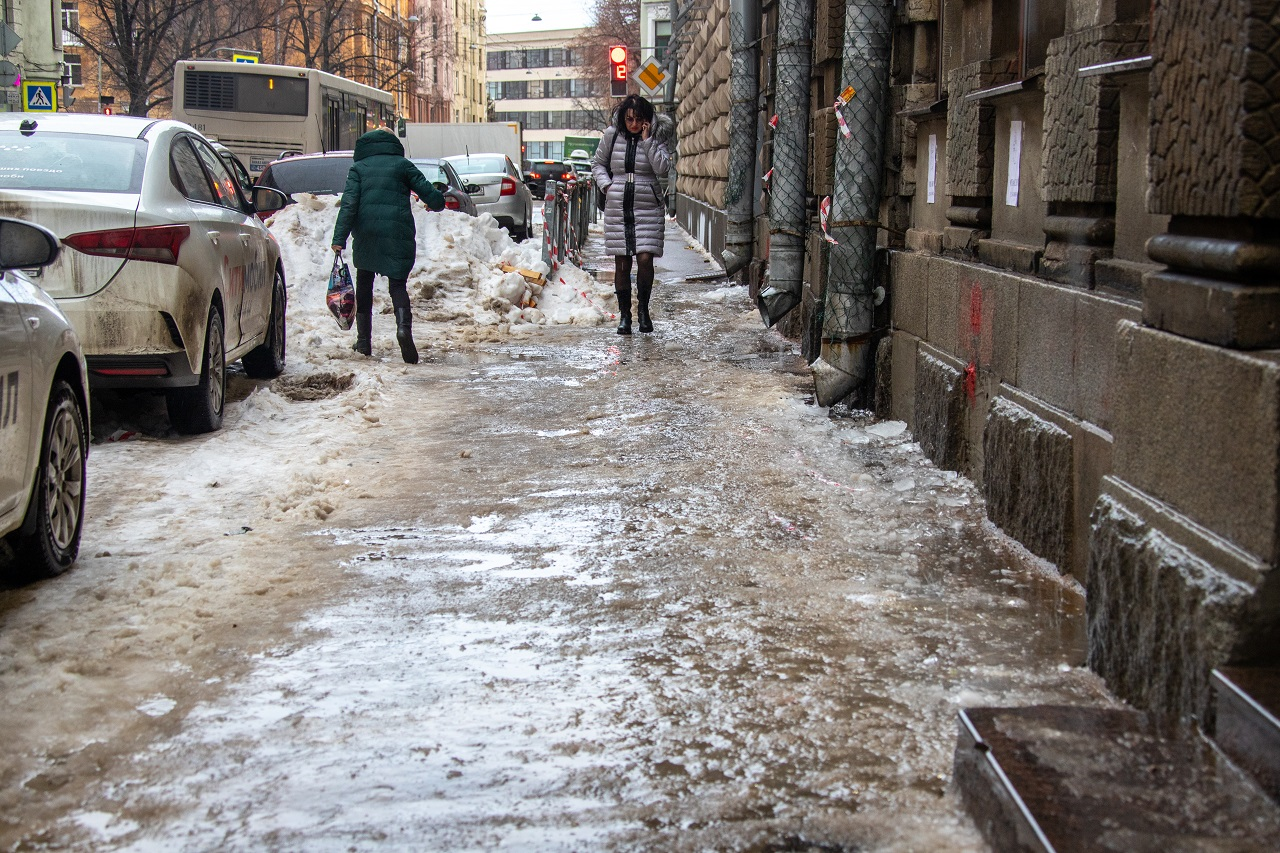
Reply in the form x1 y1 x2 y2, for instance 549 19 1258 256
722 0 761 276
756 0 814 326
811 0 893 406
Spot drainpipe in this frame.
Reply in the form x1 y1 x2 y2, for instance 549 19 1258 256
756 0 814 326
722 0 760 276
811 0 893 406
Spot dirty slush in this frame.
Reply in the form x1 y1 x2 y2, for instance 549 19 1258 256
0 214 1110 851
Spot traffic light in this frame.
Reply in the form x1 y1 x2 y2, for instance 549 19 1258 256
609 45 628 98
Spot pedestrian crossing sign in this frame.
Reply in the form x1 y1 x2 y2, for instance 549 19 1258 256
635 59 666 95
22 81 56 112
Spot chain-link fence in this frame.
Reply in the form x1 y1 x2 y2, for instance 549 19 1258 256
811 0 893 405
756 0 814 326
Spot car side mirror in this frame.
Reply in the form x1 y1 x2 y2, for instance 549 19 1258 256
252 186 289 214
432 181 448 192
0 218 59 270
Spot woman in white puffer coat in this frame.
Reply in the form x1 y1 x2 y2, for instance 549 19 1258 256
592 95 672 334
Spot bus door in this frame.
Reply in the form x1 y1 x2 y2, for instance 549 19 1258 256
325 96 342 152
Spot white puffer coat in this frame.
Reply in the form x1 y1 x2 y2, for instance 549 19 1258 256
592 113 672 257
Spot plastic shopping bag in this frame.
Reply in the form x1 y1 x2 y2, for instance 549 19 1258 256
326 252 355 330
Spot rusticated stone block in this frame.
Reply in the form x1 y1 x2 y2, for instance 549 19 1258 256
1150 0 1280 217
891 249 930 337
984 397 1074 571
946 60 1018 198
1143 270 1280 348
1111 321 1280 565
1087 492 1261 724
1042 25 1148 204
914 350 967 472
904 0 939 22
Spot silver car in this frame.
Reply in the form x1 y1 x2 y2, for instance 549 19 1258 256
443 153 533 240
0 114 289 435
0 217 89 578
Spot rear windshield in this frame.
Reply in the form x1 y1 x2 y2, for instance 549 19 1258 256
448 156 506 176
410 161 446 183
259 158 353 195
529 162 567 176
0 131 147 192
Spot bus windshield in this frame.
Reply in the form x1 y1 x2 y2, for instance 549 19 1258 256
0 132 147 192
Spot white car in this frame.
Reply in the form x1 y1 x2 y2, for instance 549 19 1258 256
0 114 289 434
0 217 89 578
443 153 533 240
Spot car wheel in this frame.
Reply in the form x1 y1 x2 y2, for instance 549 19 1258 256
243 268 287 379
9 380 86 578
167 306 225 434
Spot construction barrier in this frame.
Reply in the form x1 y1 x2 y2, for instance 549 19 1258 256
541 176 593 273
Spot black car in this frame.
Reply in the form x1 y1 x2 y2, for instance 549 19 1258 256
256 152 473 215
524 159 576 198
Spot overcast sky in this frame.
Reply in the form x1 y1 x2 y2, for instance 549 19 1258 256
484 0 594 34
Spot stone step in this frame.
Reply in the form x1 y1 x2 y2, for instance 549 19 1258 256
1213 667 1280 803
953 705 1280 852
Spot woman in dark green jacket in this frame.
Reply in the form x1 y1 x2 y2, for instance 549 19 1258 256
331 128 445 363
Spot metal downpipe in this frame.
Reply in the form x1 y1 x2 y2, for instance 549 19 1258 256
811 0 893 405
722 0 761 277
756 0 813 327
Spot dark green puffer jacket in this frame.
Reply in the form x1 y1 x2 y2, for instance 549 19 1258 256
331 129 445 279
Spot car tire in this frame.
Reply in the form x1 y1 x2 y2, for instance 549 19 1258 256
8 380 87 579
243 268 287 379
167 306 225 435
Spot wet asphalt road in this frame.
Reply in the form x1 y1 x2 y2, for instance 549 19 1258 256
0 223 1110 851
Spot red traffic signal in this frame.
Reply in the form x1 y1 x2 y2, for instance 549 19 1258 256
609 44 628 97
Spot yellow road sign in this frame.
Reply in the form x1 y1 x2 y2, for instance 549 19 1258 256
636 59 666 94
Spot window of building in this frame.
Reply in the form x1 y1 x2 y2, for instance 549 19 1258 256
655 21 671 60
60 1 78 31
61 53 81 87
1021 0 1066 74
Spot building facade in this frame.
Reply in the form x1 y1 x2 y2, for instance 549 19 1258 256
1 0 65 113
486 28 601 161
673 0 1280 729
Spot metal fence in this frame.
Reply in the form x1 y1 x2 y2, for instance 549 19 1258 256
541 176 594 273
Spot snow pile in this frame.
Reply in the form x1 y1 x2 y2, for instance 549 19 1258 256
266 195 615 363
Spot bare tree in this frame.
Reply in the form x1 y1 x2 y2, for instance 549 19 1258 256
570 0 640 130
69 0 273 115
272 0 417 96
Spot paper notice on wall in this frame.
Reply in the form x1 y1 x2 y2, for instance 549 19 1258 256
1005 120 1023 207
926 134 937 204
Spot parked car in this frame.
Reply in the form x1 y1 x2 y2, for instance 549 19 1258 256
409 158 480 216
254 150 356 205
524 159 576 198
0 217 89 578
0 114 289 435
443 153 534 241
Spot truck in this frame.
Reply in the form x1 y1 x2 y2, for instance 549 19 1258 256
397 121 523 163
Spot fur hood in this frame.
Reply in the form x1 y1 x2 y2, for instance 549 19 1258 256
651 111 676 149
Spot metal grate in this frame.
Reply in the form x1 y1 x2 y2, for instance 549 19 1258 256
184 72 236 111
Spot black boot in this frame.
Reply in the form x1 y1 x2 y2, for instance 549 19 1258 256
637 282 653 333
394 306 419 364
616 286 632 335
352 308 372 356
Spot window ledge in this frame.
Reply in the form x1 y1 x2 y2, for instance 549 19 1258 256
964 73 1044 103
1078 56 1154 78
899 97 948 122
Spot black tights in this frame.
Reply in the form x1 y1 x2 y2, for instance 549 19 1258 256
614 253 654 295
355 269 410 315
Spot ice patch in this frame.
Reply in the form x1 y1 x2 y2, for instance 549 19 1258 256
137 695 177 717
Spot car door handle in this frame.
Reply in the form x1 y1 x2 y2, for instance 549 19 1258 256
207 230 220 245
239 234 250 245
26 317 39 331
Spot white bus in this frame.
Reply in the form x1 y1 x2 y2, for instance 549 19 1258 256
172 60 396 177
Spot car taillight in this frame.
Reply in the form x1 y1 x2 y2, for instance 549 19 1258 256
529 171 542 179
444 195 460 210
500 177 516 196
63 224 191 265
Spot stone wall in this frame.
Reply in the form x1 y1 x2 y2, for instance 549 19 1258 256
945 60 1017 198
1149 0 1280 218
674 0 730 210
1042 24 1148 204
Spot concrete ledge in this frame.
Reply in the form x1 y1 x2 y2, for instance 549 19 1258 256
1143 270 1280 349
1214 667 1280 802
954 705 1280 850
978 238 1043 275
905 227 944 254
1094 258 1155 299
